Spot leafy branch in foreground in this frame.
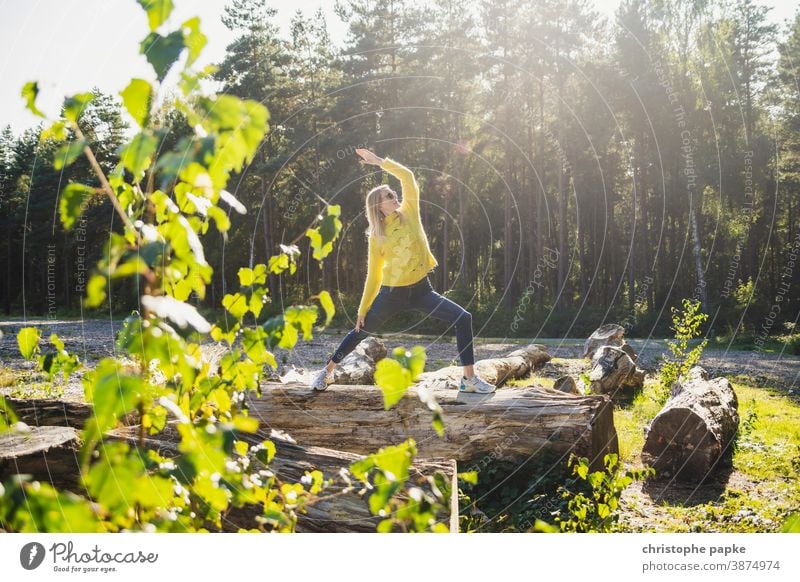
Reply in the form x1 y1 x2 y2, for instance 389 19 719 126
2 0 337 533
2 0 450 534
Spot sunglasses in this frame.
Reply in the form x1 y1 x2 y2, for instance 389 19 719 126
383 190 396 201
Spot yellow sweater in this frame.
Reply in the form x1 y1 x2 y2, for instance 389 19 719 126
357 158 439 316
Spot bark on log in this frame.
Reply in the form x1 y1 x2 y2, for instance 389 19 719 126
589 346 645 399
4 397 94 429
642 366 739 481
583 324 625 359
415 344 551 391
333 337 387 385
246 382 617 471
620 343 638 363
107 426 457 533
0 425 82 489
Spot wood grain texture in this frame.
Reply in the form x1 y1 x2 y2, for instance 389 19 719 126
247 382 618 470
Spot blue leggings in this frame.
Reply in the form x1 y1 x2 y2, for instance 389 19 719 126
329 275 475 366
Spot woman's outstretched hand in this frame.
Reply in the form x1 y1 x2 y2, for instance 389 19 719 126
355 148 384 166
355 314 366 332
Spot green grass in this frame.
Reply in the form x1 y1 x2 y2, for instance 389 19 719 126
0 366 17 389
614 379 800 532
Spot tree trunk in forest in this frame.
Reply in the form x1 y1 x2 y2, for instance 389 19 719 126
642 366 739 481
689 200 707 312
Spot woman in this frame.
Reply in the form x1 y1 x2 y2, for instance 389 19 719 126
310 148 495 394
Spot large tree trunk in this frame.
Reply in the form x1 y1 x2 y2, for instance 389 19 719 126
247 382 617 471
106 427 458 533
0 426 82 489
4 397 95 429
642 366 739 481
0 424 457 533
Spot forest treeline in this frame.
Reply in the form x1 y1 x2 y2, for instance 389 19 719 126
1 0 799 341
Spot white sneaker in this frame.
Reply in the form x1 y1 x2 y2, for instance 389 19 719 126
459 374 496 394
311 367 334 391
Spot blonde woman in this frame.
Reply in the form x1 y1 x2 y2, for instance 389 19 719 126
310 148 495 394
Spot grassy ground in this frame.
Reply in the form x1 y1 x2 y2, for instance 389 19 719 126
614 379 800 532
466 373 800 533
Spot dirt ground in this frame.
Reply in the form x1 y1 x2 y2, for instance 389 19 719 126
1 318 797 395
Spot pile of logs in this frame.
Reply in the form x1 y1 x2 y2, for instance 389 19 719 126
642 366 739 481
0 342 624 531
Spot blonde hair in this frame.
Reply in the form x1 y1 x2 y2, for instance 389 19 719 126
364 184 403 239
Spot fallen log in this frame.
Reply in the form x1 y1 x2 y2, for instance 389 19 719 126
0 425 82 489
589 346 645 399
332 337 387 385
642 366 739 481
107 425 457 533
0 423 457 533
554 376 580 395
3 397 94 429
415 344 551 391
246 382 617 471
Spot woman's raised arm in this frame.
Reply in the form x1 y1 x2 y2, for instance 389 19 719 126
355 148 420 215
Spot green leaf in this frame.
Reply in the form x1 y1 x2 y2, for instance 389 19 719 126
85 274 107 308
249 292 264 319
63 92 94 122
120 79 153 127
40 120 67 142
233 415 259 433
21 81 45 118
17 327 41 360
458 471 478 485
207 205 231 233
255 440 276 465
222 292 248 320
118 133 158 180
81 359 143 465
181 17 206 66
238 267 255 286
262 316 299 351
53 139 86 170
315 290 335 326
242 327 276 366
375 358 410 410
391 346 426 380
137 0 174 32
284 305 318 340
59 183 95 230
140 30 185 82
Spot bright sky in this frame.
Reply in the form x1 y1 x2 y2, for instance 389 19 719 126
0 0 795 134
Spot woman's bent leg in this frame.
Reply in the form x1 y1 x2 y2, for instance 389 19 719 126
413 284 475 366
328 291 394 365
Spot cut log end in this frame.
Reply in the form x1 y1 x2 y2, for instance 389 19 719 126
642 408 723 480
